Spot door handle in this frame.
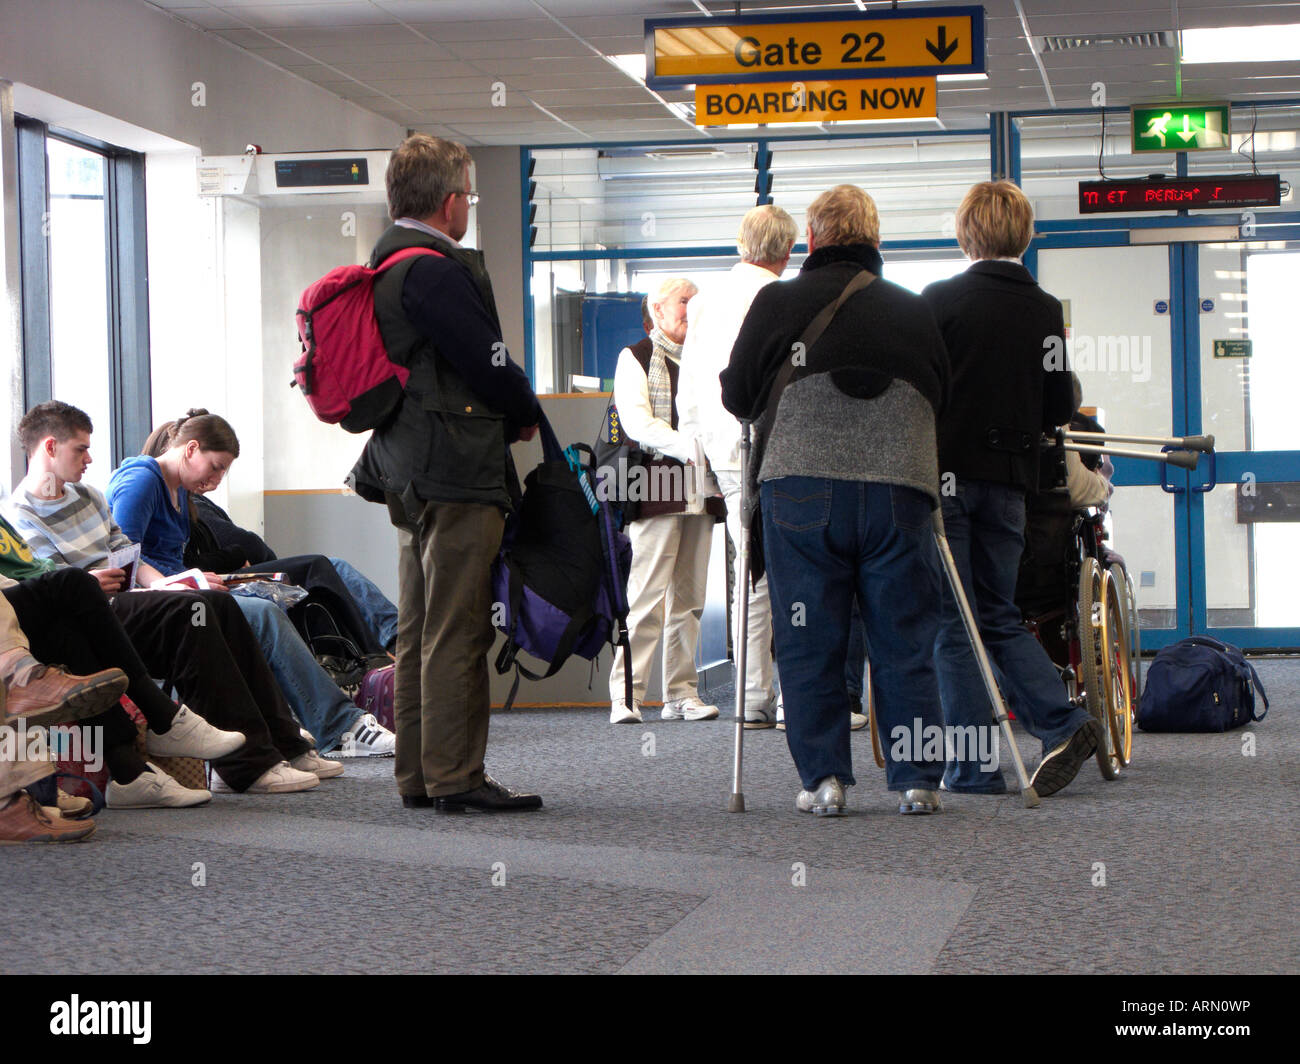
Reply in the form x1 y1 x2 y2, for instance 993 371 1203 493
1160 446 1187 494
1190 449 1218 494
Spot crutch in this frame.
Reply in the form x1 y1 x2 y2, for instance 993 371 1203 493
1051 428 1211 469
728 421 755 813
932 509 1041 808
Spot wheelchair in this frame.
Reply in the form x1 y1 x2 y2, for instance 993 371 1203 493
1017 495 1138 780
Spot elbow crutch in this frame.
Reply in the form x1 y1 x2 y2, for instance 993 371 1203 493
931 509 1041 809
728 420 753 813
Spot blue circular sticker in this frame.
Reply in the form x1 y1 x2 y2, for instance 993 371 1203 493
1154 299 1170 314
1201 298 1215 313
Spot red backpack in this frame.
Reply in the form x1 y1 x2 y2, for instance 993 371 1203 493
293 246 443 432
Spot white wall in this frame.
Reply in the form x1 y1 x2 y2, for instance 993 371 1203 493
1 0 404 524
0 0 401 158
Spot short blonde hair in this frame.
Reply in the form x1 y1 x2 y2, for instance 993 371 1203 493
955 180 1035 259
806 185 880 248
649 276 697 325
737 204 797 265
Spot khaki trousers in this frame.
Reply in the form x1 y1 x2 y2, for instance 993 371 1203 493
609 513 714 705
394 499 504 798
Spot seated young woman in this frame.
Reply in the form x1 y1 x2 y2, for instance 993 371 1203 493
142 417 396 659
106 411 394 760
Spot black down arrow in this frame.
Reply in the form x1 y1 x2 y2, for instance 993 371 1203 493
926 25 959 62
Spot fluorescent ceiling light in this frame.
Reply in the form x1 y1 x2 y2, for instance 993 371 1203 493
1181 24 1300 63
609 53 647 84
937 73 989 83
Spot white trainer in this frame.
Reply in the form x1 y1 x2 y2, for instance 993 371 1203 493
329 713 395 758
850 711 869 732
609 698 642 724
289 749 344 779
146 705 245 760
663 697 719 721
106 763 212 809
212 761 320 794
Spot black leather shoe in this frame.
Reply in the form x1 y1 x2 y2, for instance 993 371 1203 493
433 775 543 813
401 794 434 808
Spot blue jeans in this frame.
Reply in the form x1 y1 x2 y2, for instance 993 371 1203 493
935 478 1093 792
328 557 399 652
846 600 866 702
231 595 359 754
761 477 946 793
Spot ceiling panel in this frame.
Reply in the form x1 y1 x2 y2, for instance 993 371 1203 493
141 0 1300 145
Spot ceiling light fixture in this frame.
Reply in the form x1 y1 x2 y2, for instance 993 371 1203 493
1181 24 1300 63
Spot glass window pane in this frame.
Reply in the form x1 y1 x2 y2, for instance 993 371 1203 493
46 137 112 488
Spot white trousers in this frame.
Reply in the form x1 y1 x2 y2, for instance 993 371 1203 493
714 470 777 711
610 513 714 704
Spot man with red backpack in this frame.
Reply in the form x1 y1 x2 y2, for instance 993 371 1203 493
347 135 543 813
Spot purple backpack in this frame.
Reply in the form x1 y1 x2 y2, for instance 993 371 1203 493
492 415 632 710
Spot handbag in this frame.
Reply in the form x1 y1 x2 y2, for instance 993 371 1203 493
592 392 644 525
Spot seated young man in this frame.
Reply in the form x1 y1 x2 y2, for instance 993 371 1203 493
9 402 393 761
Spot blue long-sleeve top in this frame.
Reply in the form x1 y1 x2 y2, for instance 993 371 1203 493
106 456 190 576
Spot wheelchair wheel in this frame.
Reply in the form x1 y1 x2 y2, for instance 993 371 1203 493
1110 563 1138 764
1100 568 1134 768
1077 558 1120 780
1116 563 1142 709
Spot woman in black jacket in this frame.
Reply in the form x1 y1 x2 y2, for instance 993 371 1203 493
921 181 1101 797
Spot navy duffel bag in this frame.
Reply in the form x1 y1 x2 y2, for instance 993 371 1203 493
1138 636 1268 732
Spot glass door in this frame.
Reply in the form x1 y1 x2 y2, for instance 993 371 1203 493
1035 235 1300 650
1194 239 1300 646
1035 241 1184 647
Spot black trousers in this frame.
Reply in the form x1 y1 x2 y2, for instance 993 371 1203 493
3 569 309 790
3 568 175 755
108 588 311 789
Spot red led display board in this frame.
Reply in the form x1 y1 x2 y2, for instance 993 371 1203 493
1078 174 1280 214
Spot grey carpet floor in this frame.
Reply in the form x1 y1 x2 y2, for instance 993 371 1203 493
2 658 1296 974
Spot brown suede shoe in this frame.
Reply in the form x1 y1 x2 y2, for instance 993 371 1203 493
0 791 96 844
3 665 129 728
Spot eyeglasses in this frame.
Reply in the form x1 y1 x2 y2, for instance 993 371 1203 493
459 190 480 207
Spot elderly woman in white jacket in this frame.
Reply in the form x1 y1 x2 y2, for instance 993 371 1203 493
608 276 723 724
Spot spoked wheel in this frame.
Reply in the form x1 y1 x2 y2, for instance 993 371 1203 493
1117 563 1142 717
1077 557 1120 780
1100 567 1134 768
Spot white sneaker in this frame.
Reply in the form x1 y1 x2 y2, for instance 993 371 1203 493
213 761 320 794
289 749 344 779
609 698 642 724
850 711 869 732
106 763 212 809
328 713 395 758
663 697 719 721
146 705 245 760
775 697 786 731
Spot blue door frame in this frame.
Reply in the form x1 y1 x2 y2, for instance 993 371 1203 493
1031 214 1300 651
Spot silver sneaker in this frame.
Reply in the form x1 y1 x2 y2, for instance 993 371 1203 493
795 776 846 816
898 788 943 815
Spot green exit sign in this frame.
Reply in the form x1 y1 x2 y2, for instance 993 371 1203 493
1131 102 1231 152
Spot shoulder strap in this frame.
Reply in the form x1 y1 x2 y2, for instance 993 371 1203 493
374 246 444 272
761 269 876 430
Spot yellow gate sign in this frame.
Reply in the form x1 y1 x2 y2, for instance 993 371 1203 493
695 78 937 126
647 7 985 87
